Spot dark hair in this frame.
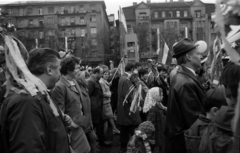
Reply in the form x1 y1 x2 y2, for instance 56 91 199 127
60 55 80 75
157 65 167 73
134 62 141 68
203 87 227 112
125 62 135 72
93 67 102 74
138 68 148 78
28 48 60 75
176 54 187 65
220 62 240 100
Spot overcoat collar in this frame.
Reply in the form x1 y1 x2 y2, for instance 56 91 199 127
60 76 81 95
178 66 205 92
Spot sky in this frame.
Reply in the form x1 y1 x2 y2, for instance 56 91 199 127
0 0 216 19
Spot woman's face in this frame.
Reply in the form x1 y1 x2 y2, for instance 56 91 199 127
103 71 109 80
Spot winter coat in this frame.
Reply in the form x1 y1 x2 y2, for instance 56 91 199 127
51 76 90 153
87 75 103 124
184 114 212 153
165 65 205 153
117 72 141 126
0 92 70 153
199 106 234 153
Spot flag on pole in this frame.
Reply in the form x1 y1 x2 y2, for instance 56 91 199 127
157 34 170 64
162 42 170 64
185 27 188 38
35 38 38 48
65 36 68 52
119 6 127 33
156 28 160 55
119 58 125 76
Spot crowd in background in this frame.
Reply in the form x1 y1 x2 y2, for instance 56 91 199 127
0 37 239 153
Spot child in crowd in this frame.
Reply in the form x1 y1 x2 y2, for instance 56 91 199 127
143 87 166 153
184 86 227 153
126 121 155 153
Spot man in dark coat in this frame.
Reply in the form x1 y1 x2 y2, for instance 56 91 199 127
165 38 205 153
117 62 142 152
88 67 111 146
0 48 71 153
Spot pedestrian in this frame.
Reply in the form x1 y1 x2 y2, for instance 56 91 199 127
143 87 166 153
51 55 90 153
99 65 120 134
88 67 112 146
76 71 97 153
117 62 142 153
165 38 205 153
0 46 71 153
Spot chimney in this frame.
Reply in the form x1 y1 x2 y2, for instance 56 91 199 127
133 2 137 6
147 0 151 4
169 0 173 2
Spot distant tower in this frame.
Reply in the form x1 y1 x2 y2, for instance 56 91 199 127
147 0 151 4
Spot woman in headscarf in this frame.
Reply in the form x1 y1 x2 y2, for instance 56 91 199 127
143 87 167 153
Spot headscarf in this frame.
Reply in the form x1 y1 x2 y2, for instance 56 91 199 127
76 71 88 88
143 87 163 113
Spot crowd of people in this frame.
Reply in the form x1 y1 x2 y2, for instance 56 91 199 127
0 36 239 153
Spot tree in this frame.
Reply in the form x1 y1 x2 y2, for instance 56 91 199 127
133 22 149 55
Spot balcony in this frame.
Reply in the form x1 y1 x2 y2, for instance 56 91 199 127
58 22 86 28
56 10 87 16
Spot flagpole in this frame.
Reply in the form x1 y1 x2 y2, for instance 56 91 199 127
110 57 124 83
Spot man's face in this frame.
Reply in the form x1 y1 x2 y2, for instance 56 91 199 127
49 58 61 89
96 68 103 80
188 48 202 70
69 63 80 79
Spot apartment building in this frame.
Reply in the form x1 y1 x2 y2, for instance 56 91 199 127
0 0 110 66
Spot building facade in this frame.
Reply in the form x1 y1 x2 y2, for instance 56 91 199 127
123 0 216 61
0 0 110 66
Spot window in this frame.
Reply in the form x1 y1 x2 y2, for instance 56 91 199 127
71 28 75 35
195 10 201 17
169 11 173 17
90 27 97 34
90 15 96 22
48 7 54 14
176 11 180 17
162 11 165 18
61 18 65 26
39 31 43 39
92 39 97 46
79 5 84 12
139 12 146 15
80 16 85 25
39 19 43 27
38 8 42 15
29 19 33 26
70 17 75 25
8 9 12 15
70 6 74 13
154 12 158 18
90 4 96 11
127 24 132 33
28 8 33 14
61 7 65 14
19 9 23 16
184 11 188 17
80 29 86 37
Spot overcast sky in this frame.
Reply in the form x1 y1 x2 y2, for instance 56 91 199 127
0 0 216 19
